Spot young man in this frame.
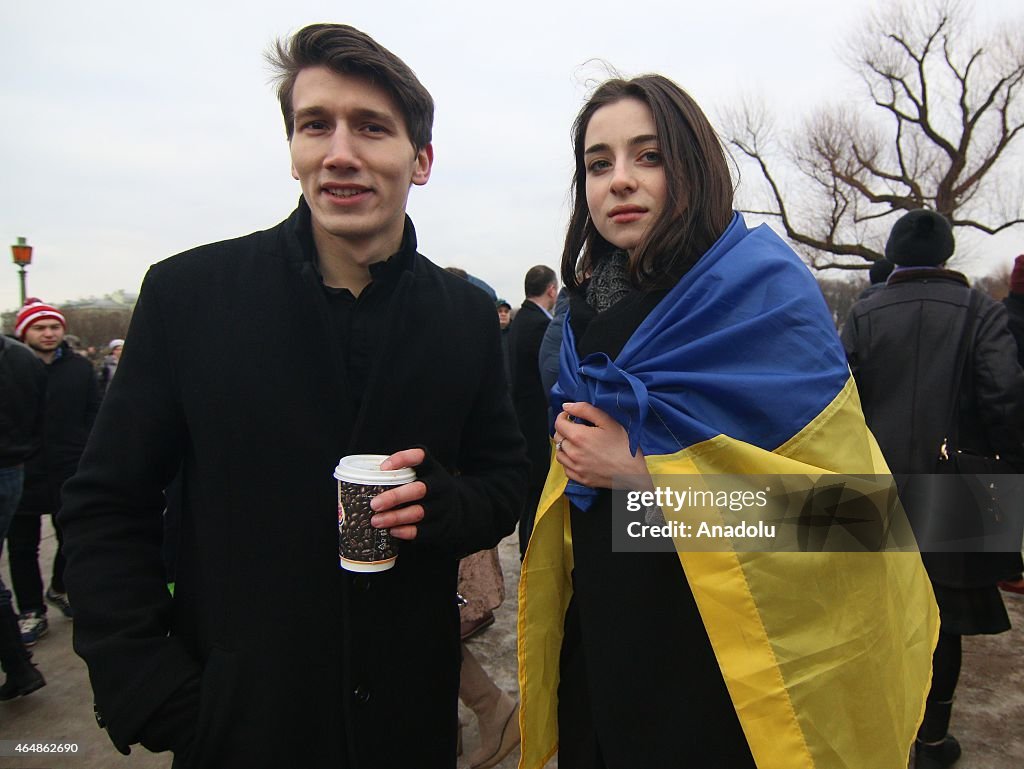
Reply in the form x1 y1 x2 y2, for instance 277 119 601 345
9 299 99 642
59 24 526 769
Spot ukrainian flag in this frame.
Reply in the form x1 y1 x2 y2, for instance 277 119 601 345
517 214 938 769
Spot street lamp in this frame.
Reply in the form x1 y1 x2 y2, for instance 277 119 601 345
11 236 32 306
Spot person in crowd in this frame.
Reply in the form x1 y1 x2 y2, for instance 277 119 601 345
0 332 47 699
843 211 1024 769
8 299 99 643
538 287 568 400
999 253 1024 595
517 73 937 769
440 268 521 767
98 338 124 397
457 549 519 769
467 274 498 302
1004 254 1024 368
839 257 895 339
63 334 87 357
444 266 498 302
496 299 512 330
857 257 894 300
58 24 526 768
496 299 513 382
509 265 558 557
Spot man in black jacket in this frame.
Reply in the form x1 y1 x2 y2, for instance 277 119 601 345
8 299 98 644
842 210 1024 769
59 24 527 769
509 265 558 557
0 333 47 698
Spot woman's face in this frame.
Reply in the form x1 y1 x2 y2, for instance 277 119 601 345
583 97 667 256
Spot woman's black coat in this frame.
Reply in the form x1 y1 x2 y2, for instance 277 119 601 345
842 268 1024 587
59 206 528 769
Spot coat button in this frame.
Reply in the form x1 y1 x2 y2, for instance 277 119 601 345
353 685 371 704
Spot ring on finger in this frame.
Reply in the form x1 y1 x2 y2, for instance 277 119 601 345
556 439 564 452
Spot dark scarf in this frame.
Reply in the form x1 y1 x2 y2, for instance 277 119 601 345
586 250 632 312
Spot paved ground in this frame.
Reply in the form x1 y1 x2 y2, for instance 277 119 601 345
1 522 1021 768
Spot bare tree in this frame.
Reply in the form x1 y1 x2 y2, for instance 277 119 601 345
973 261 1012 300
722 0 1024 271
61 308 133 353
817 276 870 328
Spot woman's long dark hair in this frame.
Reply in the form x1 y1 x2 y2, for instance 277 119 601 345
561 75 734 292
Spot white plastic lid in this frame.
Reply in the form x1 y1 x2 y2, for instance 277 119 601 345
333 454 416 485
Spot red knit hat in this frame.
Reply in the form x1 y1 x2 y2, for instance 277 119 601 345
1011 254 1024 295
14 298 67 339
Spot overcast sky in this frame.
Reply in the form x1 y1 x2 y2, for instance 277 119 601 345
2 0 1020 317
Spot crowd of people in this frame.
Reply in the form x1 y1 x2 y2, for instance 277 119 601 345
1 21 1022 769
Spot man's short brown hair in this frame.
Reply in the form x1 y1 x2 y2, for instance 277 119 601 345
267 23 434 151
524 265 557 298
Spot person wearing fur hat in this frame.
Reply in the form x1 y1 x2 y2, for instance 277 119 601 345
842 210 1024 769
8 299 100 646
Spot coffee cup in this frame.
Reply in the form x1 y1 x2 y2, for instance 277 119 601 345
334 454 416 572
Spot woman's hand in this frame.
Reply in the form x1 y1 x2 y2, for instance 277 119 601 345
553 401 651 490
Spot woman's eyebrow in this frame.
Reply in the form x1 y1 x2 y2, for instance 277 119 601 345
584 134 659 155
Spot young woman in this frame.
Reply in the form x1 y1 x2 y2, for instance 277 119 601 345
517 74 939 769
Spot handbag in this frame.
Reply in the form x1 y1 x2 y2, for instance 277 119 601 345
913 290 1023 554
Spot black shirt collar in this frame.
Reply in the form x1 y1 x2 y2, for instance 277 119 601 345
291 196 418 288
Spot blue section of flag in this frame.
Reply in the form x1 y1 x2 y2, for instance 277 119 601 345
553 213 849 510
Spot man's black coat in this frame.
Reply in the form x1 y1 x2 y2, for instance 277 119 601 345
17 341 99 512
507 299 551 553
0 335 46 469
59 205 527 769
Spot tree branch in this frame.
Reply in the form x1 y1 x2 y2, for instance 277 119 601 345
950 216 1024 234
722 0 1023 271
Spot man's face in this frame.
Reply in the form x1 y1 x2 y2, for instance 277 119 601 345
23 320 65 355
289 67 433 259
497 306 511 329
545 282 559 309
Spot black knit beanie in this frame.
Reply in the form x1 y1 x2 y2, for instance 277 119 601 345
869 258 894 284
884 209 954 267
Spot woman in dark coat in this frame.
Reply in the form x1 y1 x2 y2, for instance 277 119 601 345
842 209 1024 769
